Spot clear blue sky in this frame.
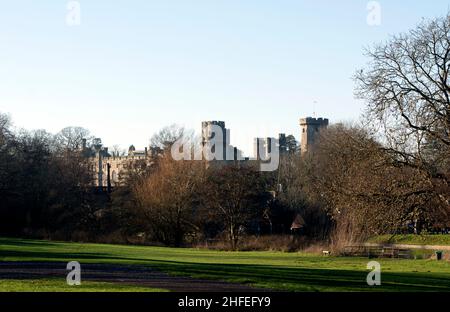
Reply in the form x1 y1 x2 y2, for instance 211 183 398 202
1 1 448 155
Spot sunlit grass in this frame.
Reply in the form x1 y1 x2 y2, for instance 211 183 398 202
1 237 450 291
368 234 450 246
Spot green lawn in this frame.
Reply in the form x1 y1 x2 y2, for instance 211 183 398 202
1 237 450 292
368 234 450 246
0 278 165 292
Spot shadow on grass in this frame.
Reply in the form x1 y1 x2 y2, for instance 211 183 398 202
0 250 119 261
0 238 63 248
1 249 450 292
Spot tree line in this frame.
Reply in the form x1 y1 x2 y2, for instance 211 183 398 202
1 13 449 250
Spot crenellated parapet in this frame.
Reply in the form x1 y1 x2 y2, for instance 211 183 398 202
299 117 329 154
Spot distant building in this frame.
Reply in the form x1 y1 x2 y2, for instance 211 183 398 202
299 117 329 154
201 120 245 162
84 139 151 190
253 134 288 161
87 116 330 190
201 121 229 161
127 145 147 157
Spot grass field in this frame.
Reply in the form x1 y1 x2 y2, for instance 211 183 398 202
1 237 450 292
368 234 450 246
0 278 165 292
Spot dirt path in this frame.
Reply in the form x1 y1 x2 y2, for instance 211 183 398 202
0 261 268 292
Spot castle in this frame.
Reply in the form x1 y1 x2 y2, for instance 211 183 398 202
85 141 151 190
89 117 329 189
299 117 329 154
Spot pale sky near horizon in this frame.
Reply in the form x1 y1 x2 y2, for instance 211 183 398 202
1 1 449 155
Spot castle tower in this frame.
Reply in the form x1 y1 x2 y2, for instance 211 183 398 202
278 133 287 154
299 117 329 154
201 121 228 161
254 137 274 161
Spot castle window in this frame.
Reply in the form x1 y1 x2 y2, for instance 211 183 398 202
302 128 305 133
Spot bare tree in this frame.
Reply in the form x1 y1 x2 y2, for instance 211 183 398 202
55 127 93 152
150 124 186 153
275 150 331 239
111 144 126 157
133 153 205 246
0 112 17 225
354 13 450 212
305 124 441 247
203 165 270 250
0 113 12 146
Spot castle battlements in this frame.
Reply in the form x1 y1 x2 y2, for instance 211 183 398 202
201 121 226 127
102 155 147 161
89 116 330 190
299 116 329 154
299 117 329 126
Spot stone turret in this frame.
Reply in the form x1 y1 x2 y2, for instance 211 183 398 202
299 117 329 154
201 121 228 161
